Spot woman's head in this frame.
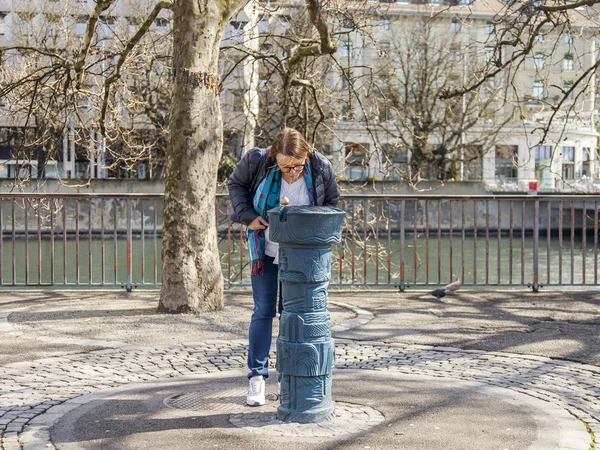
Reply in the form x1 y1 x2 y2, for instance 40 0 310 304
268 128 312 172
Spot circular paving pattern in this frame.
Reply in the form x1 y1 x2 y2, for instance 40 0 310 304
0 340 598 449
1 296 599 450
162 380 386 438
228 402 385 437
163 382 279 414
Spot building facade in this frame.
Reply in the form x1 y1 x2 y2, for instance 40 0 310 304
221 0 600 192
0 0 598 192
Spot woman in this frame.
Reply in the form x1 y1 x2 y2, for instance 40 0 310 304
228 128 340 406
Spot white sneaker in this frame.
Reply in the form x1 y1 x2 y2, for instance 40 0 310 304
247 376 265 406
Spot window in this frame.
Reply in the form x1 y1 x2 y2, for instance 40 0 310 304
381 144 408 180
535 145 552 160
447 74 459 93
415 47 424 61
258 19 268 34
378 41 390 57
562 163 574 180
581 148 593 178
98 15 117 35
231 90 244 112
45 14 63 39
341 103 353 120
0 12 6 36
316 143 332 158
583 148 592 161
485 46 494 62
486 22 495 34
44 163 59 179
533 53 544 70
14 12 33 36
480 109 495 125
463 146 484 181
342 19 354 29
344 143 369 180
75 16 87 35
261 43 273 54
106 16 117 30
451 20 460 33
564 32 573 44
562 146 574 161
229 21 246 43
341 72 350 89
380 17 390 30
340 40 353 58
7 163 33 180
449 47 461 61
533 80 544 98
375 92 393 122
280 15 291 33
563 80 573 100
535 31 544 42
495 145 518 179
563 53 574 71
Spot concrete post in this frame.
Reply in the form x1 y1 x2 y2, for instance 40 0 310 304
268 205 345 423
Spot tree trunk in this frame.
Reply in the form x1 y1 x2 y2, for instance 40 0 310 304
158 0 229 313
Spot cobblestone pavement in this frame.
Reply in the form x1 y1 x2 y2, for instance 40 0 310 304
0 295 599 449
0 338 599 449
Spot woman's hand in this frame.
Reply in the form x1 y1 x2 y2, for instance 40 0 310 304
248 216 269 230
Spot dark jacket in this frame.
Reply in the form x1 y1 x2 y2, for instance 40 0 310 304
228 147 340 226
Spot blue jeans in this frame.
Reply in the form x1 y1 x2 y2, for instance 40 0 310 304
248 255 278 379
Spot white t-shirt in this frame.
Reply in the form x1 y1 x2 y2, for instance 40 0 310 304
265 177 310 264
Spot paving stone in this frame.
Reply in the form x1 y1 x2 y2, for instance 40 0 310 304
1 431 21 450
0 308 599 449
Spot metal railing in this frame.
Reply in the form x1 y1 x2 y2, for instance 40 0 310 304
0 193 162 290
0 193 598 290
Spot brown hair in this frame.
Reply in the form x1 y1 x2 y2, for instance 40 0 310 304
267 128 312 160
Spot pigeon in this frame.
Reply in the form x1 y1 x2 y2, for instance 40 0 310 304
445 279 461 295
429 288 447 299
429 279 461 299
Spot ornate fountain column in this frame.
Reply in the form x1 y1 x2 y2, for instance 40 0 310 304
267 205 345 423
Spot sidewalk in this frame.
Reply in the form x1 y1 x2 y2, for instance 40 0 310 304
0 289 598 449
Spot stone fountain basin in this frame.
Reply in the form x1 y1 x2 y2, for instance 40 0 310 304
267 206 345 246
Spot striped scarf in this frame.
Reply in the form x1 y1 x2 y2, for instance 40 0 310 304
249 163 315 276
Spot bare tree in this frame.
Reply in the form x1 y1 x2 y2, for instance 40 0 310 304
217 1 389 155
156 0 338 312
1 0 382 312
0 0 173 181
364 16 509 182
440 0 599 186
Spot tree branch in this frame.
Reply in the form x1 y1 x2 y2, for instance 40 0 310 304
99 1 174 135
537 0 600 12
305 0 336 55
74 0 117 89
